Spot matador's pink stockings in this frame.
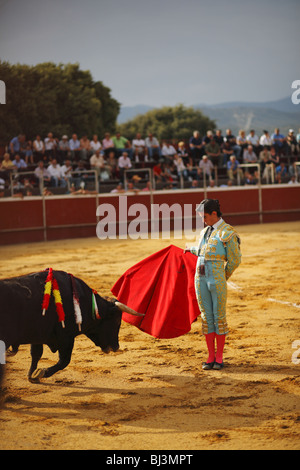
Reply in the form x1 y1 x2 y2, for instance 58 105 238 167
205 332 226 363
205 332 216 363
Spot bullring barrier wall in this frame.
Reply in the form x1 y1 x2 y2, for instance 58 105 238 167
0 185 300 245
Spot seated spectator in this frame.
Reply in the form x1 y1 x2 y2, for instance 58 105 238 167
161 141 177 163
24 141 34 165
69 133 82 160
132 133 148 162
269 145 279 162
90 149 110 181
90 134 102 153
236 130 248 154
47 158 66 187
1 153 15 171
57 135 70 163
224 129 241 160
44 132 57 160
23 178 34 196
112 132 132 158
198 155 215 181
246 129 260 154
275 161 287 183
80 135 92 160
227 155 243 182
259 146 278 182
43 187 53 196
205 139 222 167
288 175 298 184
271 128 286 155
142 181 153 191
155 162 174 184
90 149 105 169
173 154 188 180
9 134 26 157
117 151 132 181
145 133 161 160
106 151 118 179
177 141 192 166
111 183 125 193
34 160 51 187
202 130 213 146
153 162 163 181
73 160 93 188
222 140 234 166
259 130 272 149
126 181 140 194
33 135 45 161
190 179 200 189
219 179 234 188
286 129 298 156
61 159 73 185
244 171 258 185
213 129 224 146
243 145 258 165
12 153 27 170
288 161 300 180
102 133 114 156
189 131 203 162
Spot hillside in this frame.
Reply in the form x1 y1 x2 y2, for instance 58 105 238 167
117 97 300 136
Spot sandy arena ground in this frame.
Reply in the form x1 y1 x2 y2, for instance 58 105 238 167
0 221 299 450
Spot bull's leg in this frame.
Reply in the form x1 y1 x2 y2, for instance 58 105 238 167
28 344 44 382
43 338 74 379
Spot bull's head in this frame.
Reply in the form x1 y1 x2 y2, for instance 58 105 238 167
85 297 144 354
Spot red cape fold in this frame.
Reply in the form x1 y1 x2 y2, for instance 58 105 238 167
111 245 200 339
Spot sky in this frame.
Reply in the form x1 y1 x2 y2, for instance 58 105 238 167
0 0 299 108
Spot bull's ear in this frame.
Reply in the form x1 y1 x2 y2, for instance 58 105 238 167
115 301 145 317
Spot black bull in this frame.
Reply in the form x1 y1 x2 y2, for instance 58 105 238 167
0 270 140 386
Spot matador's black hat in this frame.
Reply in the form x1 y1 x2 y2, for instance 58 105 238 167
196 199 222 217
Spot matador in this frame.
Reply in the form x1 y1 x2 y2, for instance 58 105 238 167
186 199 241 370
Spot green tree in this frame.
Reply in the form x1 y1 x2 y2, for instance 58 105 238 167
117 104 216 141
0 61 120 144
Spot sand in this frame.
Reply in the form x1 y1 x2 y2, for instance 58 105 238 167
0 221 299 450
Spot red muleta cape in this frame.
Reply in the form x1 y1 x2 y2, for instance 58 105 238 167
111 245 200 339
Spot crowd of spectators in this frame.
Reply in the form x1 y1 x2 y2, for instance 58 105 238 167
1 127 300 197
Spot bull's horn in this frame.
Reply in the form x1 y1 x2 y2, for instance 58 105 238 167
115 301 145 317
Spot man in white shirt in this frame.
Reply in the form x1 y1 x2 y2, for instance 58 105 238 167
198 155 214 180
44 132 57 160
246 130 260 155
90 135 102 153
61 159 73 180
34 161 51 186
118 151 132 181
47 158 66 187
259 130 272 148
132 133 148 162
161 141 177 163
145 133 161 159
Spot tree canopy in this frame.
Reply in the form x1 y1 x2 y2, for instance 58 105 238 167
117 104 216 141
0 61 120 143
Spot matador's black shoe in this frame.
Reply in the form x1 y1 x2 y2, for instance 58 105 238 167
202 362 215 370
213 362 224 370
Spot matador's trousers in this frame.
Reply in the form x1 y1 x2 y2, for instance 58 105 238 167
194 258 228 335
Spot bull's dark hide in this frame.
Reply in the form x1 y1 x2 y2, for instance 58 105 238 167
0 270 122 386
